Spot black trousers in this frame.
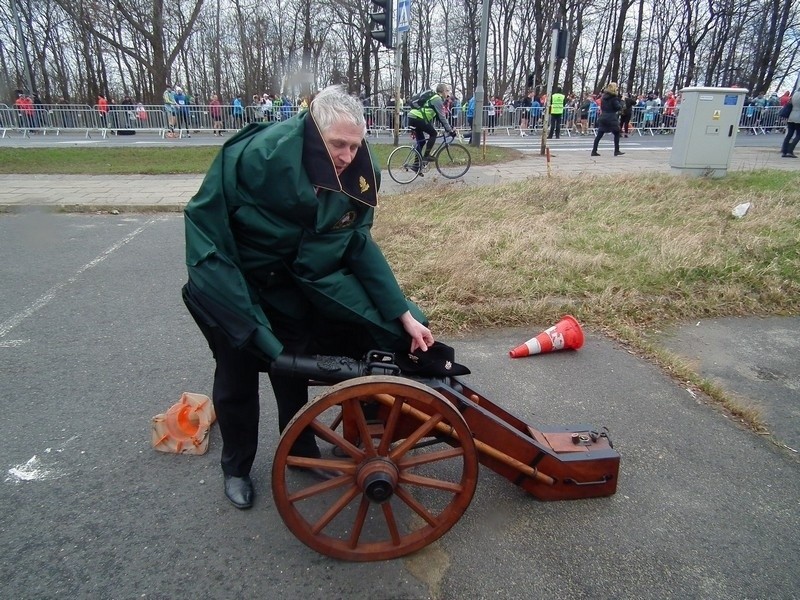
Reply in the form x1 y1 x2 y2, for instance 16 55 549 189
548 113 563 138
210 310 383 477
408 116 437 155
782 122 800 155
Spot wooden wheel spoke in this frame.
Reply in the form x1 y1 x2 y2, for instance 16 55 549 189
381 501 402 545
389 413 444 460
287 472 354 503
376 394 404 455
348 497 371 549
345 397 378 458
311 486 361 535
399 472 464 493
394 485 439 527
310 417 364 460
398 446 465 468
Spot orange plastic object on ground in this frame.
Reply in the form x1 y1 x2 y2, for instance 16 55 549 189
509 315 585 358
151 392 216 455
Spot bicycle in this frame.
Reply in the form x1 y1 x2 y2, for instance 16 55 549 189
387 131 472 184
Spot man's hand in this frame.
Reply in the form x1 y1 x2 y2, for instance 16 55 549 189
398 310 434 353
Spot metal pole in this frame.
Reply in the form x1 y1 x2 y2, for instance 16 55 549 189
540 24 559 155
10 0 36 96
470 0 491 148
393 32 404 146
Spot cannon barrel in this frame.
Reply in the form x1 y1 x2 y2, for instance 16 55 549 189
270 352 401 384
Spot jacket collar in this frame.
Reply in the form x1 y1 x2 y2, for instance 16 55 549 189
301 110 378 207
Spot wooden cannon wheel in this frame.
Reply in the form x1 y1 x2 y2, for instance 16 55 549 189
271 376 479 561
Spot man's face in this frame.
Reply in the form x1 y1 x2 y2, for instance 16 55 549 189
321 120 365 177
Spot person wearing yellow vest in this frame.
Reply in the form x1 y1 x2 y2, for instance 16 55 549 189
408 83 456 165
547 86 566 139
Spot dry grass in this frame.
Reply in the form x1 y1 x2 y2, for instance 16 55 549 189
376 171 799 333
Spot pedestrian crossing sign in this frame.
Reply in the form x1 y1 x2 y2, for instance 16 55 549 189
397 0 410 32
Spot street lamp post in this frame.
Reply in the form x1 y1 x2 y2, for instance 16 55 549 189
540 23 559 155
470 0 491 148
10 0 36 96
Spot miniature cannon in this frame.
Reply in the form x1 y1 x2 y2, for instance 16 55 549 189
270 351 620 562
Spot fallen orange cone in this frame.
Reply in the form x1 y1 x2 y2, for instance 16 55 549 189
509 315 585 358
152 392 216 455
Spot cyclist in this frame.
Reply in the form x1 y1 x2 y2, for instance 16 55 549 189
408 83 456 166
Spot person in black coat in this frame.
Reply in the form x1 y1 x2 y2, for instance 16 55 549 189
591 82 625 156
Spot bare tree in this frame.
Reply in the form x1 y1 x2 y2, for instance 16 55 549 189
50 0 205 102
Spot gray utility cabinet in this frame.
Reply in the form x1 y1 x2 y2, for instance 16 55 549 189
669 87 748 177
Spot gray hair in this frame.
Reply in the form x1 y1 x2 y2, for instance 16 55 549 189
435 83 451 95
310 85 366 134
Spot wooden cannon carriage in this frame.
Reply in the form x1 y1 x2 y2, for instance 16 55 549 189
270 351 620 562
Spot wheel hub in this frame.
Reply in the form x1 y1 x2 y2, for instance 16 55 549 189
357 458 399 504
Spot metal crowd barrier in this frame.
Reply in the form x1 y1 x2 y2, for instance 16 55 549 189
0 102 790 140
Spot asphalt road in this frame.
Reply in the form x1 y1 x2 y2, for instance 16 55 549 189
1 213 798 599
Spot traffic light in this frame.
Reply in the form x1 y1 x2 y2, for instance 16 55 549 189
368 0 394 49
556 29 570 59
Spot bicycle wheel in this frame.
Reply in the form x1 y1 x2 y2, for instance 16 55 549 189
434 143 471 179
387 145 423 184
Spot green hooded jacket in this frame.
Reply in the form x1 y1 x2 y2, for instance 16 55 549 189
183 109 426 361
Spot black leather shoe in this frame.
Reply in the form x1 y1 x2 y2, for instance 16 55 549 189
224 474 254 509
614 151 625 156
591 151 600 156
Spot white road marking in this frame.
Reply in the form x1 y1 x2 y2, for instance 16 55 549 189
0 217 162 340
0 339 30 347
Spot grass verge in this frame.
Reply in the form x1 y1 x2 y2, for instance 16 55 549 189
0 144 518 175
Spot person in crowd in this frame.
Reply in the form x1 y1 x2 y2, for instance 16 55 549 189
662 91 677 129
591 82 624 157
577 93 591 136
547 86 565 139
163 84 178 135
530 95 542 128
620 92 636 137
281 95 292 121
232 94 244 129
135 100 148 125
209 94 224 136
485 97 497 134
97 94 109 130
15 92 34 131
407 83 456 165
182 85 444 509
465 94 475 138
780 87 800 158
564 92 578 133
260 93 273 122
173 86 192 137
119 95 134 128
518 92 532 136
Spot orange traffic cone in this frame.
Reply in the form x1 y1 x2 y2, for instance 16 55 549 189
509 315 585 358
152 392 216 455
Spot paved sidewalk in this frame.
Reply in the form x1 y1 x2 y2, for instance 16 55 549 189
0 146 795 210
